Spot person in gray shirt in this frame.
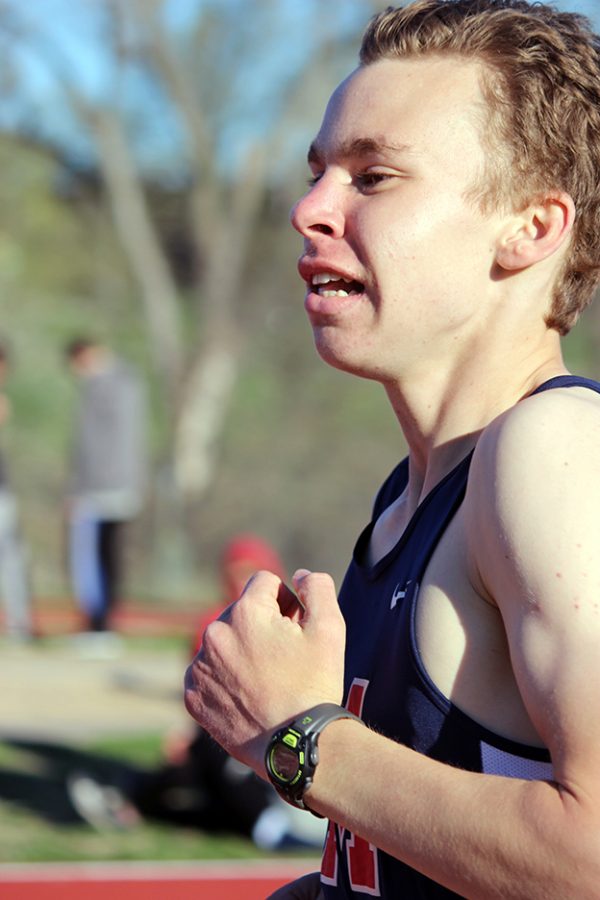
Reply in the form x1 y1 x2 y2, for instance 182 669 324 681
65 338 147 637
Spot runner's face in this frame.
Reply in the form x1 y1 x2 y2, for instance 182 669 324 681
291 56 507 381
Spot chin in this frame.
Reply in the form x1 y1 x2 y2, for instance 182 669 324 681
314 336 382 382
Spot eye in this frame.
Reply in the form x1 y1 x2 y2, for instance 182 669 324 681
307 171 323 187
355 171 393 191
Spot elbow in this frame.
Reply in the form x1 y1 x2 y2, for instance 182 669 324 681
560 812 600 899
577 849 600 899
524 784 600 899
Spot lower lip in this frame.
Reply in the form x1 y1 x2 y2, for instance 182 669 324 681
304 288 365 318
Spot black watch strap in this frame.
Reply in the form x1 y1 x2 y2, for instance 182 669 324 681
265 702 362 815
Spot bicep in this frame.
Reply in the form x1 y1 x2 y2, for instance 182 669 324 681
503 563 600 789
467 398 600 795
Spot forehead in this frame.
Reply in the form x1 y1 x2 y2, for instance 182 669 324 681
312 55 488 168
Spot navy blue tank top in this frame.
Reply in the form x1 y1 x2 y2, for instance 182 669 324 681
320 375 600 898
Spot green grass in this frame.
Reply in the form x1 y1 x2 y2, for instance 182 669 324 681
0 732 275 864
0 805 260 864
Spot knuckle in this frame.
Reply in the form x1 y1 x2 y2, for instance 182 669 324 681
183 668 205 718
242 568 280 597
317 571 336 588
192 623 228 675
257 568 281 584
183 683 198 717
305 570 335 592
202 618 222 653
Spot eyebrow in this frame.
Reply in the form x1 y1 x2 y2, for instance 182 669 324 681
307 136 413 165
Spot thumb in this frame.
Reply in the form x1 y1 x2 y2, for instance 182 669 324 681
292 568 341 625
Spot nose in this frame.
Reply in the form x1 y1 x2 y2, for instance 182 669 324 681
290 178 344 239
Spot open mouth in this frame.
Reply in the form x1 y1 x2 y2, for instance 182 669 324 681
312 272 365 297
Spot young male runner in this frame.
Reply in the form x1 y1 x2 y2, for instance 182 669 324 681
184 2 600 896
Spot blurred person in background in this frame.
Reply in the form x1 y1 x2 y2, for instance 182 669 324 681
0 338 33 641
190 533 289 654
68 534 327 851
64 337 147 649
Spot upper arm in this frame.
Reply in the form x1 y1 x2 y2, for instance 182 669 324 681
466 388 600 801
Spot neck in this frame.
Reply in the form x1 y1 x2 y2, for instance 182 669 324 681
382 329 566 512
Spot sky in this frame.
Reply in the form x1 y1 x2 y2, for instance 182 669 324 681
0 0 598 177
0 0 371 174
557 0 600 20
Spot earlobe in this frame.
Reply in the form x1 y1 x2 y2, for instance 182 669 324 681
495 193 575 272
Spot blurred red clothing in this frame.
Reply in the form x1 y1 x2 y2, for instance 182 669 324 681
191 534 286 655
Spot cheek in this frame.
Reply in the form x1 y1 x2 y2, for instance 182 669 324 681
374 226 436 298
367 198 442 266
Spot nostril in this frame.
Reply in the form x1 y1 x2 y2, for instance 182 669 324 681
313 223 334 236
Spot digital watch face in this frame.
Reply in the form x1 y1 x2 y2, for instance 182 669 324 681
271 742 301 783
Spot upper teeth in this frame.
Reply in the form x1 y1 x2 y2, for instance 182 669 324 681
312 272 353 285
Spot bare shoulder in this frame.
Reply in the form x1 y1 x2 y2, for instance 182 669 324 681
465 384 600 605
479 382 600 462
469 384 600 515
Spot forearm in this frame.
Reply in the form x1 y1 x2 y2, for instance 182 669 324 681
306 719 600 899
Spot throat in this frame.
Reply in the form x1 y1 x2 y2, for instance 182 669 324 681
368 492 409 566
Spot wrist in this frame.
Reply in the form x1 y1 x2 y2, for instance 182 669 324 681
264 703 362 816
303 716 363 813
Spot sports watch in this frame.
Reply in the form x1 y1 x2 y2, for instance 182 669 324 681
265 703 362 814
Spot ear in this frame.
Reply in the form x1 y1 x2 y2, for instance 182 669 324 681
495 192 575 272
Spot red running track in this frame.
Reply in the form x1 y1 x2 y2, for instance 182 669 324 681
0 859 318 899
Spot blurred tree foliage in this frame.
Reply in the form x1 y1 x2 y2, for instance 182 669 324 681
0 0 402 603
0 0 595 608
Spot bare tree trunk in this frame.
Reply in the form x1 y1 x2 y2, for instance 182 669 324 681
174 341 238 495
172 144 267 497
135 1 270 501
89 105 183 403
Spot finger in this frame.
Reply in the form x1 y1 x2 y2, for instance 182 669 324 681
239 569 284 607
277 581 305 621
293 567 311 585
292 569 338 619
291 570 345 654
